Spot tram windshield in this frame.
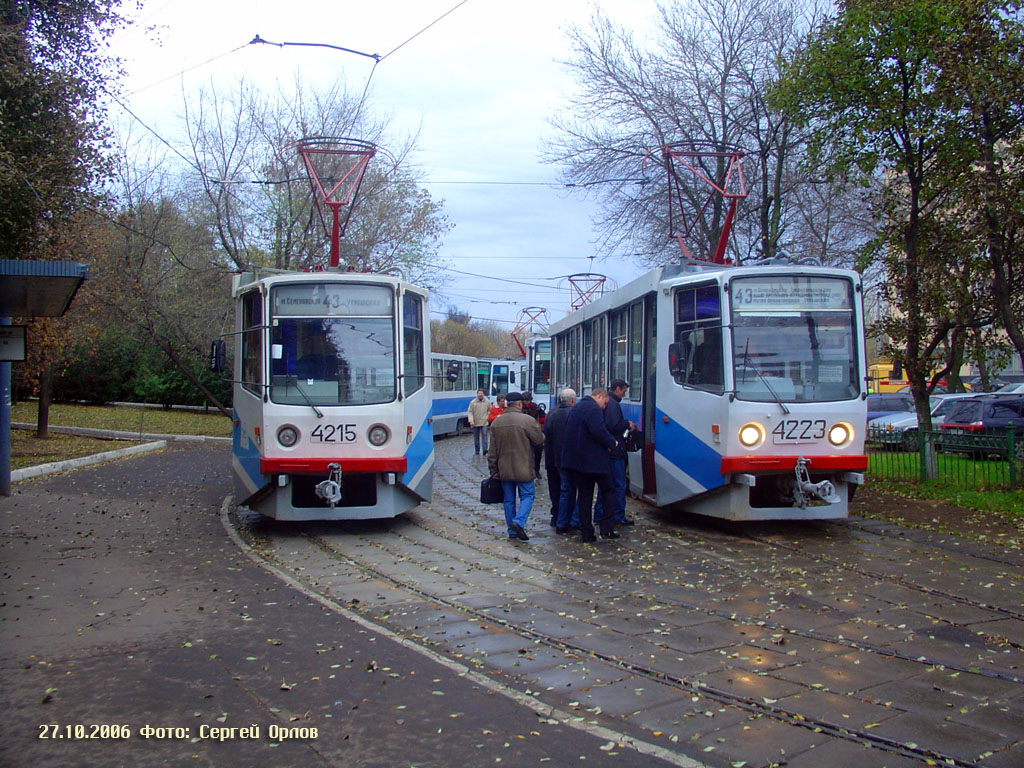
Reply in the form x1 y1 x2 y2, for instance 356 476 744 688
268 283 396 405
730 275 859 403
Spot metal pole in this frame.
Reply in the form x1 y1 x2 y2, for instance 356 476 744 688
1 316 11 496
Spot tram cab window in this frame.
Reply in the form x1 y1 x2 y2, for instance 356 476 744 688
268 283 397 405
403 294 425 395
673 285 724 394
240 291 263 395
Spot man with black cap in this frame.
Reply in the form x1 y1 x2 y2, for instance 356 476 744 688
488 391 544 541
597 379 637 527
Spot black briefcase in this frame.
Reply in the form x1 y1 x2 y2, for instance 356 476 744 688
480 477 504 504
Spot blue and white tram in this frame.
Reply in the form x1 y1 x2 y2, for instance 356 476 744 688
429 352 479 437
228 270 433 520
548 262 868 521
522 337 553 409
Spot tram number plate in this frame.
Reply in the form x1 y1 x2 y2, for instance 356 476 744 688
311 424 357 443
772 420 826 443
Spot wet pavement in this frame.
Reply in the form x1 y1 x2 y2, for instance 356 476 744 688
238 435 1024 768
2 436 1023 767
2 442 672 768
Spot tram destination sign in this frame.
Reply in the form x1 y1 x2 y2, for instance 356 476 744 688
731 277 850 312
273 284 393 316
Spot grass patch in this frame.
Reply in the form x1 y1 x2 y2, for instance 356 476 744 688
11 402 232 438
9 430 145 470
867 477 1024 524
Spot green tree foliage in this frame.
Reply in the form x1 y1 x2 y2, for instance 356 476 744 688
0 0 126 258
773 0 1024 427
430 319 500 358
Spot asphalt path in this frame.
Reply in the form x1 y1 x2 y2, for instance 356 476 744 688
1 442 671 768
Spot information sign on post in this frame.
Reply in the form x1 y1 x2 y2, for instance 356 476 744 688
0 326 26 362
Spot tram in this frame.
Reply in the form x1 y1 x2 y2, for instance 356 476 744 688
428 352 480 437
548 261 868 521
222 269 433 520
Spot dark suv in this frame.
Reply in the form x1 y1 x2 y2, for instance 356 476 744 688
938 395 1024 457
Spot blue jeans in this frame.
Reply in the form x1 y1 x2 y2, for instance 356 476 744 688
595 458 627 523
502 480 535 535
473 425 488 453
555 470 579 529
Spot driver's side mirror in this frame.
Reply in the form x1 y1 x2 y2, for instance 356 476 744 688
209 339 226 373
668 342 685 379
445 360 461 382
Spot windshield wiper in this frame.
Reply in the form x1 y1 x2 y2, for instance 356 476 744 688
739 339 790 415
287 376 324 419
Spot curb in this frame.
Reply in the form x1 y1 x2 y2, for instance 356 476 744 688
11 423 231 444
10 440 169 482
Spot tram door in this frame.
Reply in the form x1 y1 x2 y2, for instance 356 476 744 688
630 293 658 496
477 361 491 395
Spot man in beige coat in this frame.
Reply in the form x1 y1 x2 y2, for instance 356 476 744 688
467 389 492 455
487 392 544 540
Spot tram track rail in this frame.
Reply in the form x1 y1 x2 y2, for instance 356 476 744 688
286 525 988 768
436 446 1024 664
232 436 1024 768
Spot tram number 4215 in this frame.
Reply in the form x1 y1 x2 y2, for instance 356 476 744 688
772 419 826 443
311 424 358 443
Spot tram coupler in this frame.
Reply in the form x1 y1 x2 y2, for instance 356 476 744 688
793 457 839 507
315 462 343 507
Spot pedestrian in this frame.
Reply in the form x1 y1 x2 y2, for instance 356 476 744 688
488 392 545 541
560 387 619 543
521 391 544 475
596 378 637 527
488 394 507 424
466 389 492 455
543 387 579 532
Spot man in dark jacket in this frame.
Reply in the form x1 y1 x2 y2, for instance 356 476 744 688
596 379 637 527
543 388 578 531
488 392 545 541
560 387 618 542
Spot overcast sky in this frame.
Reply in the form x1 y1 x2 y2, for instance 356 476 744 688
111 0 662 332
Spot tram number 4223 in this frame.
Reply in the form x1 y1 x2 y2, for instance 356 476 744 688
772 419 826 443
311 424 358 443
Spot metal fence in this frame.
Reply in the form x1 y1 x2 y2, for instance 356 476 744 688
866 424 1021 490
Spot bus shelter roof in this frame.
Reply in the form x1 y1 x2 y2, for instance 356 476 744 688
0 259 89 318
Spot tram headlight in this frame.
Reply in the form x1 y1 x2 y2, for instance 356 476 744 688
367 424 390 447
738 422 766 448
277 425 299 448
828 422 854 447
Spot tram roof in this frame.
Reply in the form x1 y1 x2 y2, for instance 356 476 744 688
548 260 860 336
231 268 421 297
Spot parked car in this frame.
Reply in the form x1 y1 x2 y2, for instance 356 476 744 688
868 393 979 451
995 382 1024 394
866 393 916 422
938 395 1024 457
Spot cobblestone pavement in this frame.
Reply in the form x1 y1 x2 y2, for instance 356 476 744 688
2 442 673 768
235 434 1024 768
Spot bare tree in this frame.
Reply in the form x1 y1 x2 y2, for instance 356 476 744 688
182 74 452 287
549 0 871 266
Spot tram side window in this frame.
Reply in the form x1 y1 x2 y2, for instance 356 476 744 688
611 309 628 384
593 317 606 389
674 285 724 394
403 294 424 394
534 340 551 395
629 301 643 400
431 357 444 391
241 291 262 395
